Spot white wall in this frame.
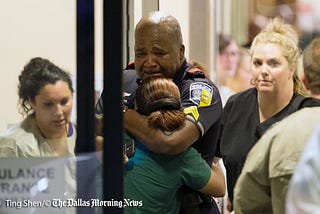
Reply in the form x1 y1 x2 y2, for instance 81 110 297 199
159 0 190 59
0 0 76 131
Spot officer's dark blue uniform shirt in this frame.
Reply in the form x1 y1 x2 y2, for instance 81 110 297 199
96 59 222 165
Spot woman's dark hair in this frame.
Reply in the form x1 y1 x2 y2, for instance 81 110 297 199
18 57 74 116
135 76 185 132
218 33 235 53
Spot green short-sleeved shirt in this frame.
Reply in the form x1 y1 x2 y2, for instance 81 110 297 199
124 141 211 214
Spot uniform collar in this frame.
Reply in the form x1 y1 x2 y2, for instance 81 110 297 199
172 59 188 84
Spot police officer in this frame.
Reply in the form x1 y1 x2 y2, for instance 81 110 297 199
95 11 223 213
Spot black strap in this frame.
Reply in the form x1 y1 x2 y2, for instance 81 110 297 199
299 97 320 108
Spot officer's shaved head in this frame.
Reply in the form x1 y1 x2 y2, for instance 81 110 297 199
135 11 183 46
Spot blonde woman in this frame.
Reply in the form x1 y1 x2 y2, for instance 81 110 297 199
216 17 320 211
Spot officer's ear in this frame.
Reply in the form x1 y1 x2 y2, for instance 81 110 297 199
179 44 185 61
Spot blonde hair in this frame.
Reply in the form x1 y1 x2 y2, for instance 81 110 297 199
250 17 308 96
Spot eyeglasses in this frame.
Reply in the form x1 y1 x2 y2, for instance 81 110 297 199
220 51 239 58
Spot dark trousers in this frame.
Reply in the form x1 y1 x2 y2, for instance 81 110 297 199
179 189 220 214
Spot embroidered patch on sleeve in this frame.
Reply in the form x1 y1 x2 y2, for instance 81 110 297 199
183 106 200 121
189 82 213 106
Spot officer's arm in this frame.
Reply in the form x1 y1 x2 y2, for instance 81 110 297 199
123 108 200 155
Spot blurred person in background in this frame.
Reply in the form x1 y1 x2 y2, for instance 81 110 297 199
188 59 211 79
242 15 267 48
225 48 253 94
216 33 240 106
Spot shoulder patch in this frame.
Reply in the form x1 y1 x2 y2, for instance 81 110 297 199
183 106 199 121
189 82 213 107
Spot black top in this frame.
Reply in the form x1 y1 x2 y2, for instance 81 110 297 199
95 60 222 164
216 87 320 202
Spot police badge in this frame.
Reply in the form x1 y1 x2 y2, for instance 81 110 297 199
189 82 213 107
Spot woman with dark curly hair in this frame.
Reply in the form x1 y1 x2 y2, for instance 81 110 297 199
0 57 76 213
0 57 75 157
